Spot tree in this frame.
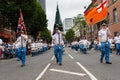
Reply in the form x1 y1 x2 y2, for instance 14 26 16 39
30 2 47 39
0 0 47 40
40 28 52 43
53 4 63 35
73 14 88 38
65 29 74 43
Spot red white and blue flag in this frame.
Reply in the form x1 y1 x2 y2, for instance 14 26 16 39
17 9 27 34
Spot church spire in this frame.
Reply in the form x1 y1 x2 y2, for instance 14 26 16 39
53 3 63 34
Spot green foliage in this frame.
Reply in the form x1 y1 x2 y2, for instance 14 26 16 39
0 0 47 40
73 14 84 24
73 13 88 38
65 29 74 43
40 28 52 43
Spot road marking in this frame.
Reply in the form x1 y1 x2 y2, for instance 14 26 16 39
50 68 86 76
76 62 98 80
68 54 74 59
65 51 68 54
36 63 51 80
51 56 55 61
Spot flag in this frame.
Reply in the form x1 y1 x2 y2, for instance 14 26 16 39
84 0 108 25
17 9 27 34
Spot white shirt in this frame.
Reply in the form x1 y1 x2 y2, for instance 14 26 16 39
114 36 120 43
16 34 28 48
98 29 108 42
52 33 64 45
0 39 3 45
43 43 48 47
72 41 79 45
108 38 114 44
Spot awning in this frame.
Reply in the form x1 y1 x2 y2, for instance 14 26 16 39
0 33 10 38
0 28 11 38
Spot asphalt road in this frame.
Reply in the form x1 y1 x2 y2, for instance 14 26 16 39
0 47 120 80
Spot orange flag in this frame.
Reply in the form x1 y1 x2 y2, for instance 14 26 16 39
84 0 108 25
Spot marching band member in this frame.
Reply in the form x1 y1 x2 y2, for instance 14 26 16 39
98 23 112 64
14 30 28 67
52 27 64 66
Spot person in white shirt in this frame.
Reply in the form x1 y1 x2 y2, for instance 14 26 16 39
14 30 28 67
42 40 48 52
79 37 89 54
71 38 79 52
108 36 114 53
114 32 120 55
52 27 64 65
98 23 112 64
0 39 4 59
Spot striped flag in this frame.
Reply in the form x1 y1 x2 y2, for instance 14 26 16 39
17 9 27 34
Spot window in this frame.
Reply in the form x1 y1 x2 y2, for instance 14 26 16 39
113 8 118 23
112 0 116 2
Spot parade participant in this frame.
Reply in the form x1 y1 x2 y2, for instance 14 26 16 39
14 30 28 67
79 36 89 54
52 27 64 66
14 34 20 61
98 23 112 64
108 36 114 53
0 39 4 59
71 38 79 52
114 32 120 55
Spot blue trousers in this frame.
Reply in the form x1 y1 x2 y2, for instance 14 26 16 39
17 47 26 65
54 45 63 63
15 48 20 60
79 44 87 53
115 43 120 55
100 42 110 62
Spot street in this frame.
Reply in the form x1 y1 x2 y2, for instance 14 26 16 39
0 47 120 80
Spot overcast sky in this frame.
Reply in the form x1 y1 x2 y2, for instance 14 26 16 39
46 0 91 32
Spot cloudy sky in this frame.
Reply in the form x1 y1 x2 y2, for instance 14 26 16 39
46 0 91 32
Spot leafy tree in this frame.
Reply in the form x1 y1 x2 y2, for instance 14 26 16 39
0 0 47 40
30 2 47 39
65 29 74 43
73 14 88 38
40 28 52 43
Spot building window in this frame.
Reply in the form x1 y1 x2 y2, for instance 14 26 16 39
113 8 118 23
112 0 116 3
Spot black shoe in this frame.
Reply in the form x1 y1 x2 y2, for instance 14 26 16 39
106 62 112 64
100 59 103 63
21 64 25 67
59 63 62 66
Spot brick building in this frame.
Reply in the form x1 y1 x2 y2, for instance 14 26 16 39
84 0 120 40
108 0 120 36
